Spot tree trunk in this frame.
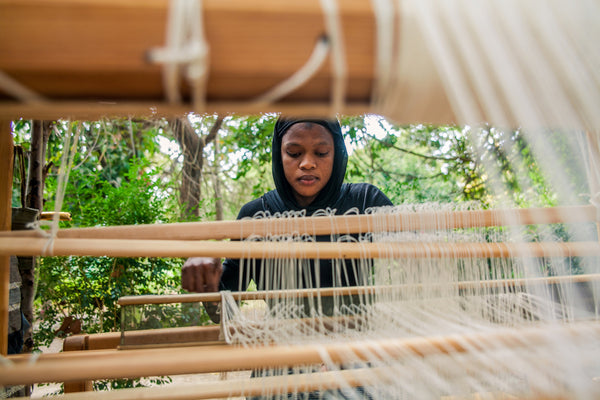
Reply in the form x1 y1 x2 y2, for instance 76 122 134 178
172 116 223 219
26 120 48 212
20 120 51 356
213 129 224 221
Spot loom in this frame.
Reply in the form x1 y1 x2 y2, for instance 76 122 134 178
1 0 600 398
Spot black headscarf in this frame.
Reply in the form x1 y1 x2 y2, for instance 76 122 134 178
265 116 348 213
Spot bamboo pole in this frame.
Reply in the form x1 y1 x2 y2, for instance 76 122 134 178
0 121 13 356
12 367 389 400
8 368 565 400
118 273 600 305
2 323 598 386
61 325 223 351
0 237 599 259
0 205 595 241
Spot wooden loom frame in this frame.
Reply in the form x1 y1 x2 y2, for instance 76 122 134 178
3 323 600 398
0 0 456 124
1 0 600 398
1 205 599 396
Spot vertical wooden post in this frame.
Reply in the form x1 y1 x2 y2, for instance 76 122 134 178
0 120 14 356
63 335 93 393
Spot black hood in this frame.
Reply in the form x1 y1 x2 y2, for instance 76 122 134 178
265 116 348 213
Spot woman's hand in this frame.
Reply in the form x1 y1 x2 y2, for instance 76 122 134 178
181 257 223 293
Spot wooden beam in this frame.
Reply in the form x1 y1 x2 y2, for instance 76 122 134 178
8 366 394 399
0 100 375 122
2 322 598 386
0 1 373 113
0 0 455 123
0 237 599 259
117 273 600 305
0 120 13 356
1 205 595 241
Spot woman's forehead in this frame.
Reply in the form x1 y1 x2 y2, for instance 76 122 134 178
282 122 334 144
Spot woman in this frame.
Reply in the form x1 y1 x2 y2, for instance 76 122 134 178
182 116 392 317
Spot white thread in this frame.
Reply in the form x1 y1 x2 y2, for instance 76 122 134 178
0 355 12 367
370 0 395 109
149 0 209 111
412 0 482 125
34 122 81 256
590 192 600 223
252 37 330 105
319 0 347 116
0 70 46 104
27 352 41 366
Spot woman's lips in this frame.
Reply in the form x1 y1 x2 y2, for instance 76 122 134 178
298 175 318 184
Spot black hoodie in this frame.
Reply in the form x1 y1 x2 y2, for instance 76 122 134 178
220 117 392 293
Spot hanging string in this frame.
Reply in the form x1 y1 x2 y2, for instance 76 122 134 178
148 0 209 112
319 0 347 116
251 0 346 110
0 70 46 104
369 0 396 111
251 36 330 105
29 122 80 256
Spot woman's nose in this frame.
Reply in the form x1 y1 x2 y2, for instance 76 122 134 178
299 155 316 170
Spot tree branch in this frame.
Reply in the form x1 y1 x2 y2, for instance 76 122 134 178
365 132 465 162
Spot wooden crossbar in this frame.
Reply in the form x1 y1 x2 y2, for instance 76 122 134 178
117 273 600 305
0 237 598 259
2 323 598 386
0 0 396 121
0 205 595 241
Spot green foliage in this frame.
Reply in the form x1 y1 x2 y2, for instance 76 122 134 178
343 119 481 204
93 376 172 392
35 158 187 348
341 116 563 208
222 114 277 199
122 302 208 332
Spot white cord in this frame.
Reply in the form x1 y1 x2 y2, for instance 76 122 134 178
370 0 395 110
320 0 347 116
252 36 330 105
29 122 81 256
250 1 344 111
148 0 209 111
0 70 46 103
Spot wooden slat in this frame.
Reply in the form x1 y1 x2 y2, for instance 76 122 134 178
1 205 595 241
62 326 222 351
0 100 372 121
118 273 600 305
0 237 599 259
9 367 390 399
3 323 598 386
0 0 456 123
0 0 390 118
2 366 577 400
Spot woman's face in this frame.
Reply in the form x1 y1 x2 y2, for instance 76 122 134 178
281 123 335 207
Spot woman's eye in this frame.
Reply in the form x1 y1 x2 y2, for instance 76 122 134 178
316 151 330 157
287 152 301 158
